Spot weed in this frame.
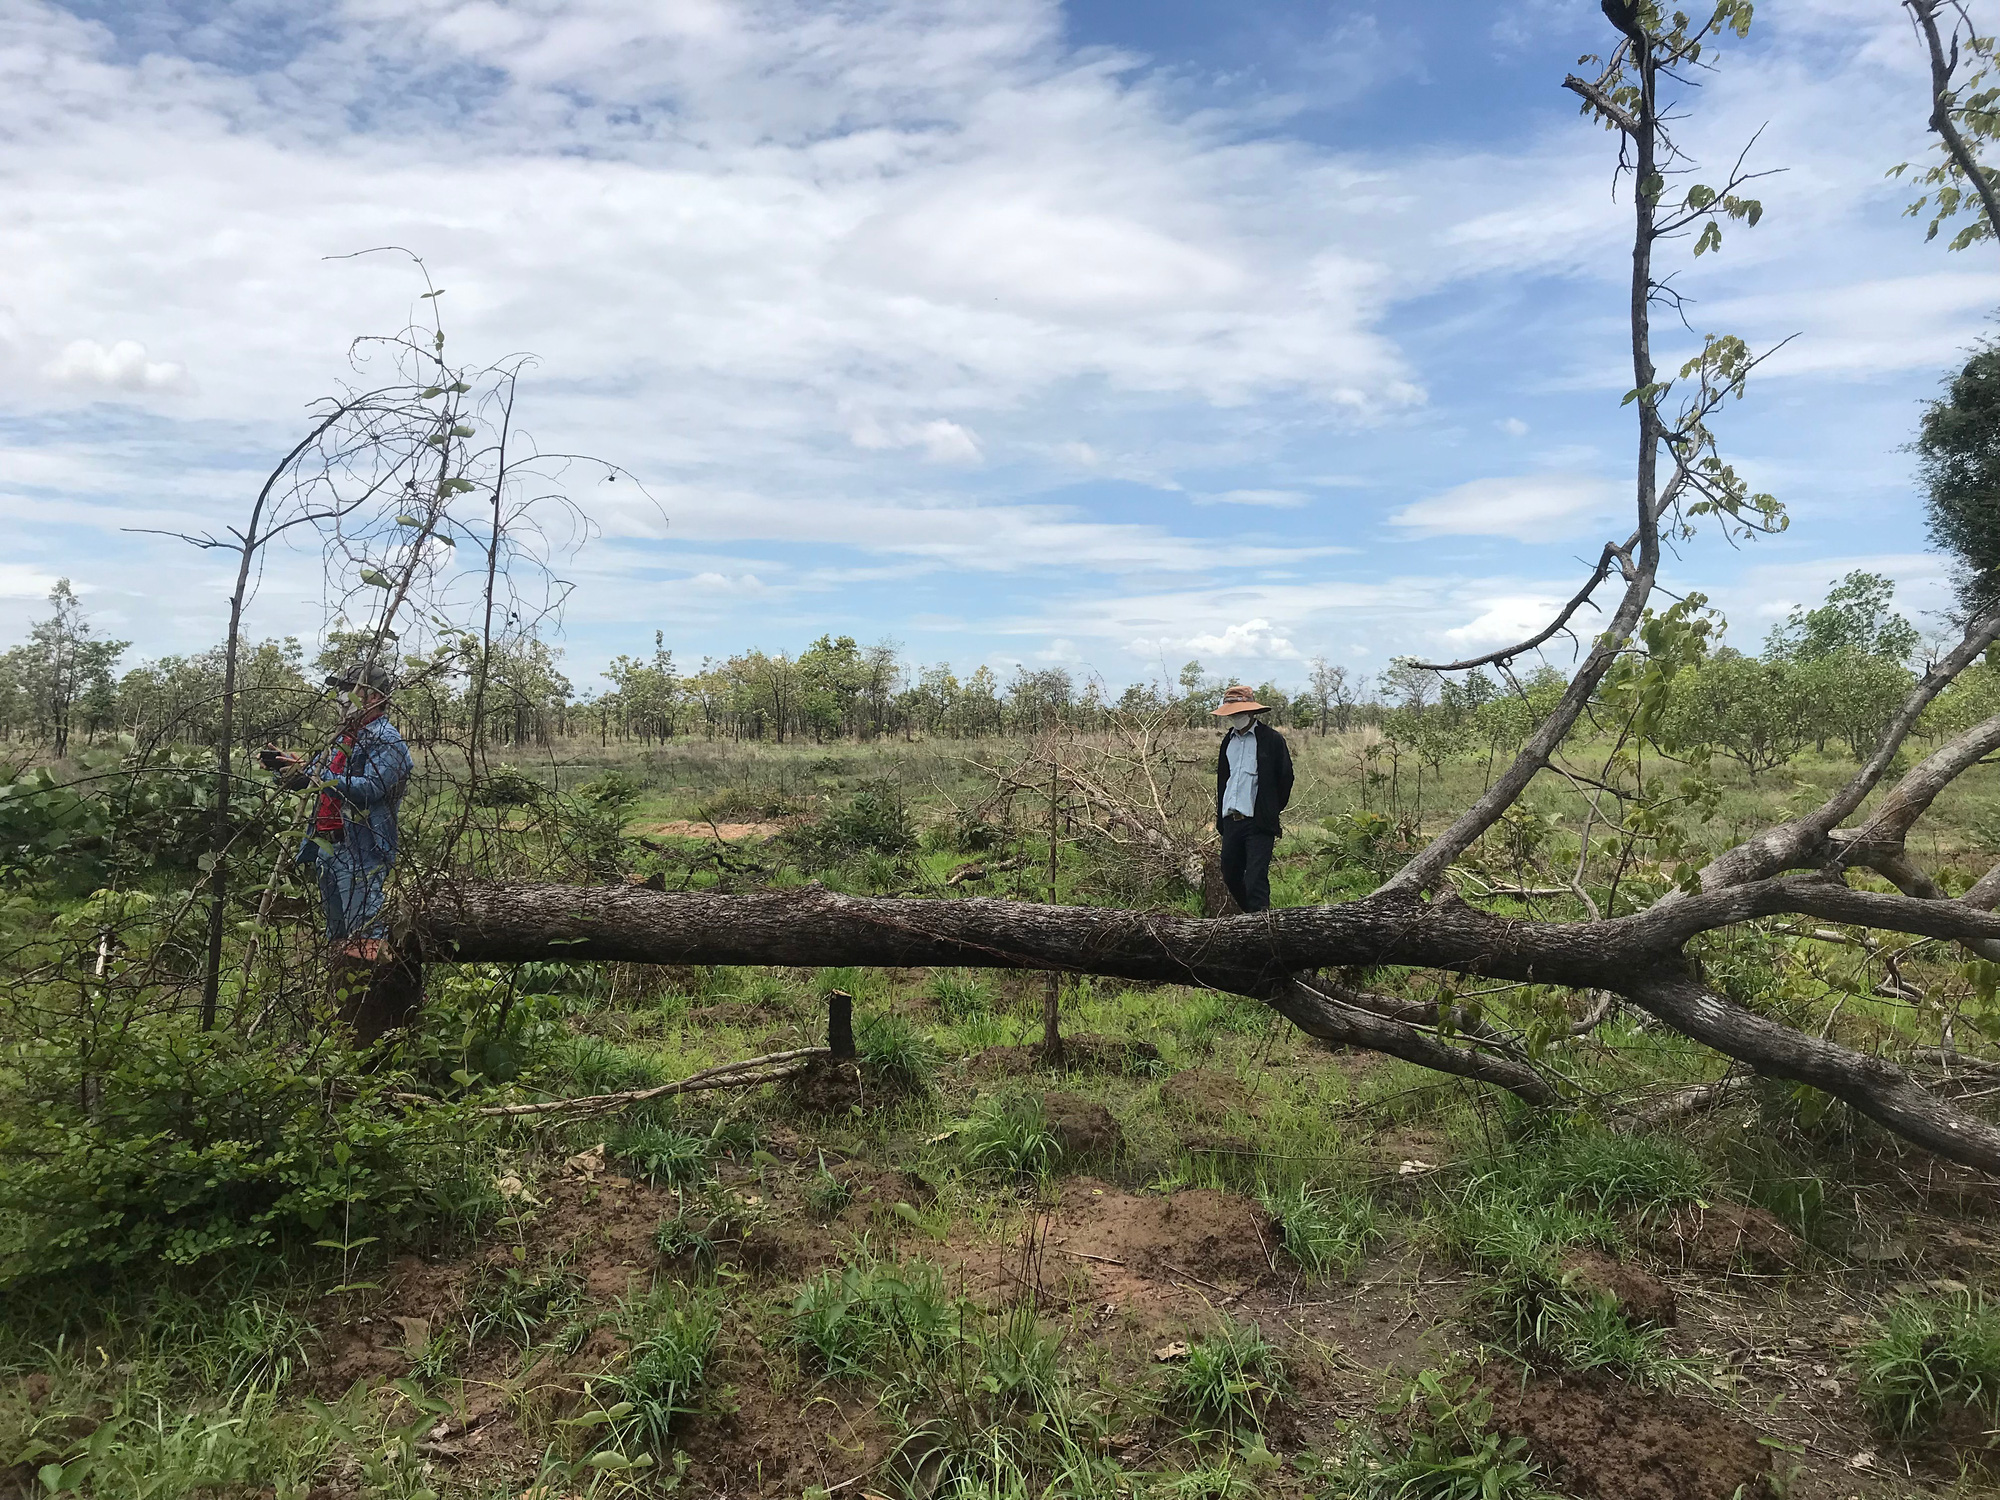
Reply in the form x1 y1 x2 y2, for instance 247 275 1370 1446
1161 1316 1287 1437
463 1261 586 1348
1521 1287 1686 1388
931 968 994 1020
1856 1289 2000 1438
805 1157 855 1222
1260 1183 1380 1280
787 1256 959 1379
652 1211 719 1267
856 1011 938 1093
1339 1369 1554 1500
961 1095 1061 1180
583 1285 723 1453
608 1119 715 1188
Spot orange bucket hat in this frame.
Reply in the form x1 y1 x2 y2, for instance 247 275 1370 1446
1211 685 1268 716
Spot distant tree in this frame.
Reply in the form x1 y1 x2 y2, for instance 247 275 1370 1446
1765 570 1920 662
1914 342 2000 614
5 580 128 757
1306 657 1352 735
1660 651 1812 780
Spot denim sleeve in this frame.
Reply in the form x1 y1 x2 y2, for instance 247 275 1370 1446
329 729 411 808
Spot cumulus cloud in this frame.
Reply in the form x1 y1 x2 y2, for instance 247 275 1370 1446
44 339 191 395
0 563 62 600
1185 617 1302 660
1441 595 1567 647
1389 474 1622 542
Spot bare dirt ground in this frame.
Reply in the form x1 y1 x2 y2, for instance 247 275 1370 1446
288 1127 1959 1500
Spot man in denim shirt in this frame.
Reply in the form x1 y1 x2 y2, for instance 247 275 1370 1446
264 660 412 961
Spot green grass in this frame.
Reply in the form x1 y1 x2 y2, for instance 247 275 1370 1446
1260 1182 1380 1279
1337 1370 1555 1500
1161 1316 1288 1437
607 1118 717 1187
786 1255 960 1379
960 1093 1062 1179
1856 1289 2000 1439
585 1283 723 1453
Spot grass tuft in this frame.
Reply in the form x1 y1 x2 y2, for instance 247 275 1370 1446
787 1255 960 1379
1162 1316 1288 1437
1856 1289 2000 1439
1260 1183 1380 1280
960 1094 1062 1179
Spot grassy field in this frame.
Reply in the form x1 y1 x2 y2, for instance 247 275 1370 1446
3 727 2000 1499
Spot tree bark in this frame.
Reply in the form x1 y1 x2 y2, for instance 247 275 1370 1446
409 878 2000 1172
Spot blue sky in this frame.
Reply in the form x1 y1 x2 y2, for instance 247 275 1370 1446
2 0 1994 697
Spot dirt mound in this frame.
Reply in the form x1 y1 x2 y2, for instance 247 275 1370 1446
1642 1201 1802 1272
1159 1068 1252 1123
1038 1178 1276 1294
971 1033 1161 1078
783 1053 865 1113
1042 1092 1123 1159
1557 1247 1676 1327
1482 1368 1770 1500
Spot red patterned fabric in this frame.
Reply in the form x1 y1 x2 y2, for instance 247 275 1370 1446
314 741 350 839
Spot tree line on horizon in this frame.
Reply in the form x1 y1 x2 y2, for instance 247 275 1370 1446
0 567 1985 787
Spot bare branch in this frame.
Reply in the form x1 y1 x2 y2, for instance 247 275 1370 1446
1412 539 1631 672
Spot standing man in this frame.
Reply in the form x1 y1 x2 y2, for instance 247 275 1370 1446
1212 685 1294 914
263 659 412 961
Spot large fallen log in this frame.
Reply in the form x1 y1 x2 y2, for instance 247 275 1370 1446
408 878 2000 1174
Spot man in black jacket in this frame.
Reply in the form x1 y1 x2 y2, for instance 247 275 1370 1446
1212 684 1295 913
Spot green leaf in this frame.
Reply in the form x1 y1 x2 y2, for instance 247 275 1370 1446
359 568 394 588
438 477 476 495
450 1068 475 1088
395 514 424 527
451 423 475 437
421 386 443 398
421 289 446 299
449 380 471 393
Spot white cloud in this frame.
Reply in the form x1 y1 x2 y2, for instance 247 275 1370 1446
1389 474 1622 542
1441 595 1567 647
44 339 191 395
1496 417 1529 436
0 563 62 600
851 417 984 465
1198 488 1309 508
1185 618 1302 660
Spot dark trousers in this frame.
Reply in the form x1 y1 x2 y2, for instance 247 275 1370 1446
1219 816 1274 913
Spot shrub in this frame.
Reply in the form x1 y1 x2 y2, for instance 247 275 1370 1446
1162 1317 1288 1436
0 1017 472 1283
1856 1290 2000 1438
1260 1184 1380 1280
469 765 543 807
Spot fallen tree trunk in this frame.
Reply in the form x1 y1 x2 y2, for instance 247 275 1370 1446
409 879 2000 1174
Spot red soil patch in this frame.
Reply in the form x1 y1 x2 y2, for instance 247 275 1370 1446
1481 1367 1773 1500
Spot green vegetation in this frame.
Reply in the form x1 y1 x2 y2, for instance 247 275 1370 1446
1856 1290 2000 1439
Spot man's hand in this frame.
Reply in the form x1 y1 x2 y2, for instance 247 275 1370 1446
261 744 311 791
